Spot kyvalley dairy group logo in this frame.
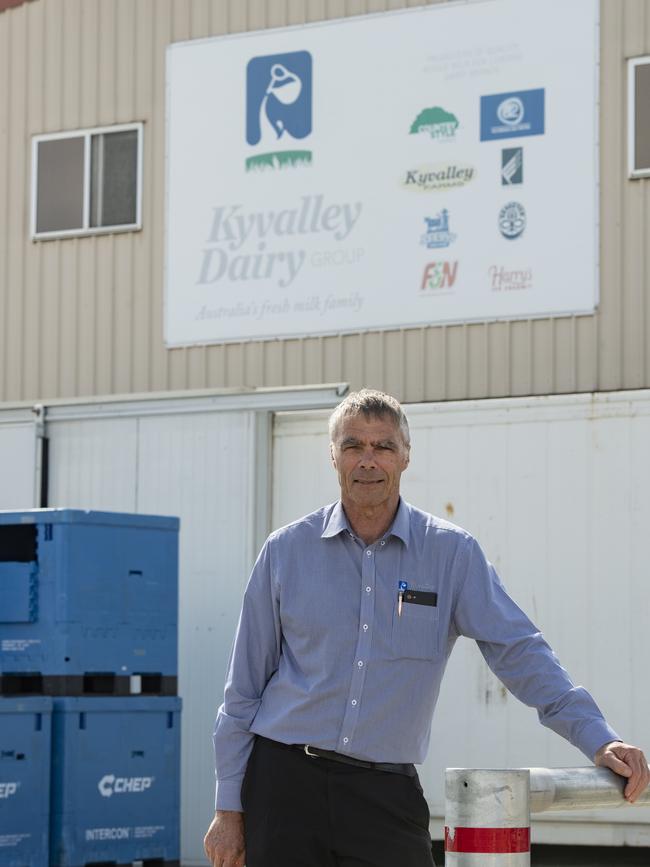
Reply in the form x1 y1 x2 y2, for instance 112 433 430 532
421 261 458 294
245 51 313 172
197 194 363 290
402 164 475 192
409 106 459 141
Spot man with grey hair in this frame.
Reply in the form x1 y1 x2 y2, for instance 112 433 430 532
205 388 648 867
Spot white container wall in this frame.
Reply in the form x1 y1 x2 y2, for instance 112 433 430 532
272 390 650 847
0 408 38 508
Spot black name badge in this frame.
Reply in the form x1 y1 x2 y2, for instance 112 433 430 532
403 590 438 607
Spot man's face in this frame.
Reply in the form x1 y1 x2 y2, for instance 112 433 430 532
330 413 410 510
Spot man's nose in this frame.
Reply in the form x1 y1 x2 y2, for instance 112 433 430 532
358 447 377 467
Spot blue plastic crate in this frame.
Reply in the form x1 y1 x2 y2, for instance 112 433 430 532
0 697 52 867
0 510 179 693
50 697 181 867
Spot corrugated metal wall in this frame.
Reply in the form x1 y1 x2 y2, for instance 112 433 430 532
0 0 649 404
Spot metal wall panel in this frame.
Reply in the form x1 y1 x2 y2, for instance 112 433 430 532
48 417 139 511
135 411 258 865
272 390 650 846
0 0 649 404
0 410 37 507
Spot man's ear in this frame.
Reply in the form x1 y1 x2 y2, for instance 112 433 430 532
330 442 336 467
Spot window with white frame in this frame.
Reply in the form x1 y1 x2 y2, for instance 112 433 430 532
32 123 143 239
628 57 650 178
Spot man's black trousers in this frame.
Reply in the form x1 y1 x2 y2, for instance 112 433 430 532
241 736 436 867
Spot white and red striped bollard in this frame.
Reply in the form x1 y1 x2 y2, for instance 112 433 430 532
445 769 531 866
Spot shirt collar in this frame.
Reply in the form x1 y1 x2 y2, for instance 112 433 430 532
389 498 410 547
320 501 350 539
321 498 410 547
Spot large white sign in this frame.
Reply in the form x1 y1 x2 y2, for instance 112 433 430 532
165 0 599 346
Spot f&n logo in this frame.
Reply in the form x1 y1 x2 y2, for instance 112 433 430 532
421 261 458 294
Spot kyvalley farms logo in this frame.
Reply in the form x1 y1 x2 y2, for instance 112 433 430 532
421 261 458 295
402 164 475 193
488 265 533 291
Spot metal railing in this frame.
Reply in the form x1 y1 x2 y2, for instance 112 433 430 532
445 766 650 865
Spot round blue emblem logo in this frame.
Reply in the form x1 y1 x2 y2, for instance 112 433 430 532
498 202 526 240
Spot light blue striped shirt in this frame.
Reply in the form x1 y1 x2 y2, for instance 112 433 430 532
213 499 619 811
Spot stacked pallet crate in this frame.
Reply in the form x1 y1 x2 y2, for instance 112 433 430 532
0 510 181 867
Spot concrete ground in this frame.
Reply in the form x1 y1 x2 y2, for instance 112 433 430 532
431 841 650 865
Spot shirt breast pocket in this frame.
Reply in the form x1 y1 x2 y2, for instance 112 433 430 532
391 594 441 660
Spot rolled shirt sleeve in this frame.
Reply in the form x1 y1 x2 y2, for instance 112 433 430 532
213 539 281 812
453 538 620 761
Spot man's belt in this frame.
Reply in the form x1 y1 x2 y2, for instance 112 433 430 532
295 743 416 777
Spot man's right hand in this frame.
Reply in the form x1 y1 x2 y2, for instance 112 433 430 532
204 810 245 867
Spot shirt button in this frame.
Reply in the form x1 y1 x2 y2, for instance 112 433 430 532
363 624 369 631
366 550 371 557
365 586 372 593
351 699 357 706
358 660 364 667
343 737 349 744
380 541 386 546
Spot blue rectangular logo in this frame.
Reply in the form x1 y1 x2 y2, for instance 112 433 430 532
480 89 545 141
